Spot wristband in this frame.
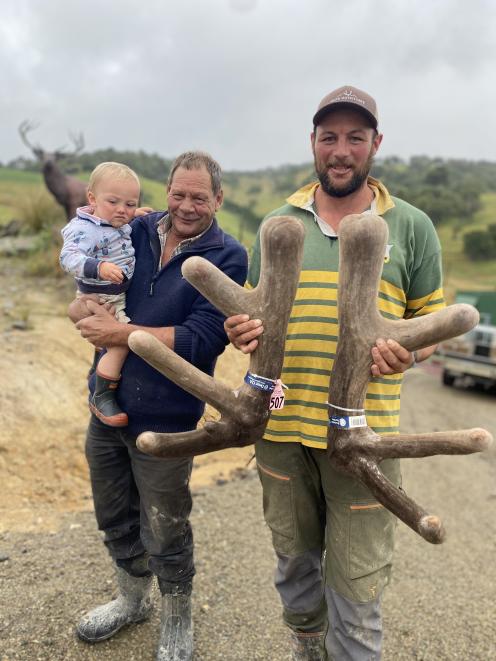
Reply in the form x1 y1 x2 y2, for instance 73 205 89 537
327 402 367 429
244 371 277 392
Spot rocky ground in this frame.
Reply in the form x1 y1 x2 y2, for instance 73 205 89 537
0 267 495 660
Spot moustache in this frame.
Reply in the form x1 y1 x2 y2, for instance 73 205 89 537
327 160 353 168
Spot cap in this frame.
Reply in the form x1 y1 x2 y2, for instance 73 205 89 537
313 85 378 129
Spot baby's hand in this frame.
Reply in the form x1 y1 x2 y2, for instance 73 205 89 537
99 261 124 283
135 206 155 217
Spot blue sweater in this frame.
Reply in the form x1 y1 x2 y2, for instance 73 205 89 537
98 211 248 435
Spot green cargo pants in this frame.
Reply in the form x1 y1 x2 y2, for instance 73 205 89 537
256 439 400 627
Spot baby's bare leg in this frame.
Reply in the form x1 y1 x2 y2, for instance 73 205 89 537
97 346 129 379
68 294 101 324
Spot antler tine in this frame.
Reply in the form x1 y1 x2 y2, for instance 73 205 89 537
128 330 240 417
69 130 85 154
379 304 479 354
183 216 306 380
327 212 491 543
138 427 217 458
18 120 41 152
369 427 492 460
131 215 306 459
354 457 446 543
181 257 258 319
138 418 266 458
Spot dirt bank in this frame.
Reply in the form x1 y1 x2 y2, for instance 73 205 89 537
0 268 252 533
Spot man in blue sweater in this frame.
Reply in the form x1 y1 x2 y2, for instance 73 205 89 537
71 151 248 661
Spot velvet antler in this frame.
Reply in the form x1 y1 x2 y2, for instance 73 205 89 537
327 213 493 544
128 215 305 457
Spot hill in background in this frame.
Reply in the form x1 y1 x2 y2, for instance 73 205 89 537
1 152 495 300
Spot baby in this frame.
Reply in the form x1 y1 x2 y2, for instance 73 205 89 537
60 162 140 427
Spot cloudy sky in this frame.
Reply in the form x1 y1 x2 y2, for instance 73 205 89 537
1 0 495 171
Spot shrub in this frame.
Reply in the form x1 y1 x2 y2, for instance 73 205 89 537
14 192 65 277
16 190 65 234
463 229 496 261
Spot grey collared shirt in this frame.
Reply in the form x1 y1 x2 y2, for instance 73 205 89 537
156 214 213 270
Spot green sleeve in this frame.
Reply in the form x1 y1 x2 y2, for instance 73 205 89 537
406 214 445 314
247 228 262 287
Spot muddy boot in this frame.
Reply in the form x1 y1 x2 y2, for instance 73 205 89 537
89 371 128 427
290 631 326 660
77 565 153 643
156 587 193 661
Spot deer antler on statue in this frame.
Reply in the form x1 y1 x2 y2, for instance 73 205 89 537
19 119 43 158
128 215 306 457
18 120 87 219
327 213 492 544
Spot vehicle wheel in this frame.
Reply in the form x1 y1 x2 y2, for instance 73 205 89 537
442 370 455 386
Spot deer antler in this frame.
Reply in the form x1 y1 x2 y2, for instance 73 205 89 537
128 215 306 457
54 132 85 158
18 120 41 155
327 213 493 544
69 131 85 155
129 212 491 544
19 121 85 159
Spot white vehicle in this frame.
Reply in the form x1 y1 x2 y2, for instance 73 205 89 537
438 323 496 390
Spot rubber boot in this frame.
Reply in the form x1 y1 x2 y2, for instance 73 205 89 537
76 565 153 643
156 590 193 661
87 348 102 379
89 371 128 427
290 631 326 661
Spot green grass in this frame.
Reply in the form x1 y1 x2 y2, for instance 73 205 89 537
0 169 46 224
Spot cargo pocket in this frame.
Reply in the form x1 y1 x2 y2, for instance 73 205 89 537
327 500 396 603
257 461 295 553
348 503 395 579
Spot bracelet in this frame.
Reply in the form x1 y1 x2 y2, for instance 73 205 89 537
244 371 277 392
327 402 365 413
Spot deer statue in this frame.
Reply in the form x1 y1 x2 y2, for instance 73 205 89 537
18 120 88 219
127 214 492 543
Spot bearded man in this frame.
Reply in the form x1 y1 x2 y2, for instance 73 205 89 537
225 86 444 660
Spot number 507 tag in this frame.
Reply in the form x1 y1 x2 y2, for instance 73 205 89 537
269 380 286 410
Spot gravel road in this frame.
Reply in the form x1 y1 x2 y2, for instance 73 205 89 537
1 368 495 661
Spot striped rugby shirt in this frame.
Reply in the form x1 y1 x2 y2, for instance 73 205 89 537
248 177 445 448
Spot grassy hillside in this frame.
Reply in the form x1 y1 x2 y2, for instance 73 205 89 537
437 192 496 301
1 166 494 300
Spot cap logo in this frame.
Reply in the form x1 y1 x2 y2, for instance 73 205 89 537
334 89 366 106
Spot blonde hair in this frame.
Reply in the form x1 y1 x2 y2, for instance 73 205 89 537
88 162 140 193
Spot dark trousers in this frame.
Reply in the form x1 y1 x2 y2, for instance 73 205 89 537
85 415 195 590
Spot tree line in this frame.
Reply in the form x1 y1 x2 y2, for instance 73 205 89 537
4 149 496 261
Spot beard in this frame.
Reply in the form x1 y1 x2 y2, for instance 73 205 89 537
315 150 374 198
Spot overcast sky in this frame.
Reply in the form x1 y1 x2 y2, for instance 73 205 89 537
1 0 495 171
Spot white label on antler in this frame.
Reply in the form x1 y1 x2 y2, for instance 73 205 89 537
269 380 285 410
329 414 367 429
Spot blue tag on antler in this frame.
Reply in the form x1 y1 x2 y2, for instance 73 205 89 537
329 414 367 429
244 372 276 392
